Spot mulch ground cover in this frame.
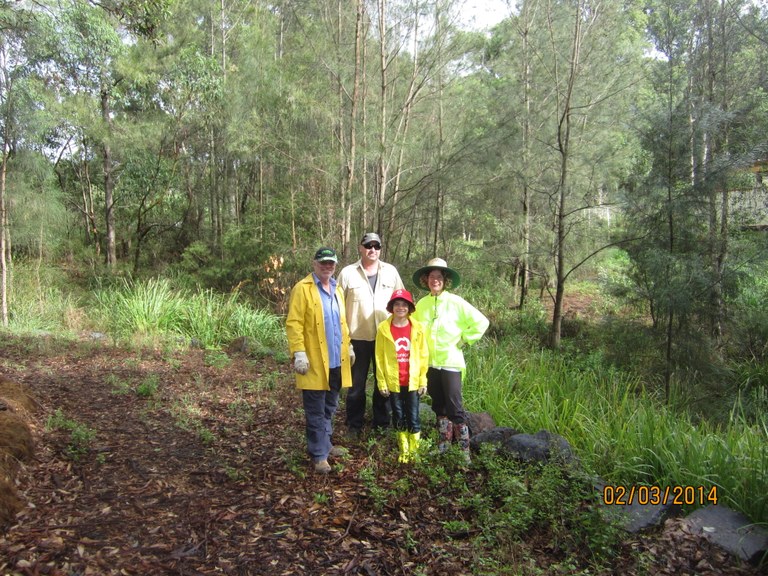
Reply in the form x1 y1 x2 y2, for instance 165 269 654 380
0 333 764 575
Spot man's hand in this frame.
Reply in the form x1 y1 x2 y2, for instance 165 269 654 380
294 351 310 375
349 344 356 366
379 387 390 398
418 386 427 397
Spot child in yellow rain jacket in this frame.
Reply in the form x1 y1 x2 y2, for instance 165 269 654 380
374 289 428 463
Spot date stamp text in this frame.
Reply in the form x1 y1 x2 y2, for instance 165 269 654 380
602 485 718 506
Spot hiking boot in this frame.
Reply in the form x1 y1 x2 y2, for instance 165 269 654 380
454 422 471 464
437 417 453 453
345 428 362 440
314 459 331 474
329 445 348 458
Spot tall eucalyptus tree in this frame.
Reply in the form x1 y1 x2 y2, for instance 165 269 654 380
628 0 768 399
0 3 61 325
477 0 646 347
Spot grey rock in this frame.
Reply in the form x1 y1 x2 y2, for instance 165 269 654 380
502 433 551 462
685 505 768 565
594 479 679 533
497 429 577 464
470 426 520 451
227 336 250 354
419 402 436 426
468 412 496 435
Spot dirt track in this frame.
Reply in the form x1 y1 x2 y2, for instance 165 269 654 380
0 333 762 575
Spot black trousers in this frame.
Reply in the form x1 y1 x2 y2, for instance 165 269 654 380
345 339 391 430
426 367 467 425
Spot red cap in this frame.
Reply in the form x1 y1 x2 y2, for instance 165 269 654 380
386 288 415 313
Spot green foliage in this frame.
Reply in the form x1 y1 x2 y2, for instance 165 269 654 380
94 277 182 338
136 374 159 398
730 361 768 423
464 338 768 523
91 277 286 350
107 373 132 395
6 263 85 334
175 289 286 349
6 152 72 260
175 227 271 296
358 464 390 513
313 492 330 505
168 394 216 445
465 449 622 566
727 271 768 362
204 350 231 369
46 409 96 461
227 399 254 425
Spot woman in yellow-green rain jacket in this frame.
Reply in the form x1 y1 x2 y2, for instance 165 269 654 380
412 258 489 462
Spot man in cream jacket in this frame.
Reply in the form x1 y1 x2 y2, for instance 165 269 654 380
338 232 404 437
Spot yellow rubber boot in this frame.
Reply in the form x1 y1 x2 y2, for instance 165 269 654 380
397 431 410 463
408 432 421 462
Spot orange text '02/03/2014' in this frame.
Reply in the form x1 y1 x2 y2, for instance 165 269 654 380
602 485 719 506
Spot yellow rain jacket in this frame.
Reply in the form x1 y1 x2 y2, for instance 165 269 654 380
374 316 429 394
286 274 352 391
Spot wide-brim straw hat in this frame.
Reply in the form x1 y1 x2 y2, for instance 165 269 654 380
412 258 461 290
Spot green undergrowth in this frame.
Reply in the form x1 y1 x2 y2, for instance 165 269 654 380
356 434 624 574
463 341 768 524
45 409 96 461
90 277 287 352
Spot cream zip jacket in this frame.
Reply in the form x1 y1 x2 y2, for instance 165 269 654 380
338 260 403 341
374 316 429 393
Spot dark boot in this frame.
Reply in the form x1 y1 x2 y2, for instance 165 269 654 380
437 417 453 453
454 422 471 463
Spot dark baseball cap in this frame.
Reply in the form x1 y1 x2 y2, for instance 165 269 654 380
314 247 338 263
360 232 382 246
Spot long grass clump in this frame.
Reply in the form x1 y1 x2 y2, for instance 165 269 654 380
93 278 286 350
6 263 83 333
175 289 285 349
464 342 768 523
94 277 183 338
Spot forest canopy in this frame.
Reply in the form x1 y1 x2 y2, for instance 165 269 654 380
2 0 768 372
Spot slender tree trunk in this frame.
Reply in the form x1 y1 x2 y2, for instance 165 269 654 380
549 0 583 349
337 0 362 258
0 132 8 327
101 87 117 267
376 0 388 233
663 22 678 403
431 8 444 258
710 0 729 343
361 11 369 231
0 39 9 326
519 1 533 308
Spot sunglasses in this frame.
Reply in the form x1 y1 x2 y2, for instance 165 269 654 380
363 243 381 250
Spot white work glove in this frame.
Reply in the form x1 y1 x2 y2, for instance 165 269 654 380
379 387 390 398
349 344 356 365
294 351 309 375
418 386 427 397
